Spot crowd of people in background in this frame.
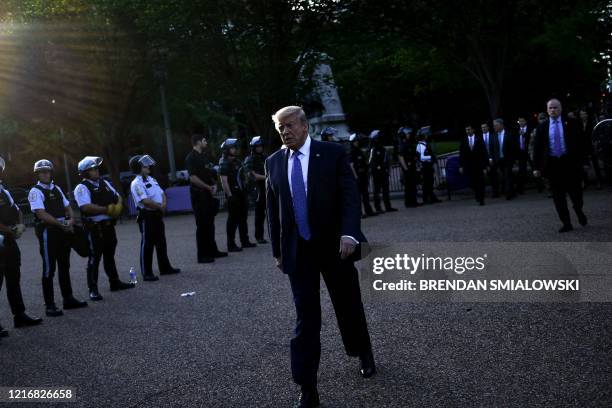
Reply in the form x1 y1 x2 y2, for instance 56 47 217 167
0 97 608 343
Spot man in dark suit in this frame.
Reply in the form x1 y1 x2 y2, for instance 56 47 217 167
533 99 588 232
266 106 374 408
459 125 488 205
490 118 518 199
480 122 497 197
516 117 532 194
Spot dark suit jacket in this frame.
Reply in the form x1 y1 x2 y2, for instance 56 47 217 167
265 139 366 275
489 129 518 163
517 126 531 154
459 135 488 172
533 118 586 174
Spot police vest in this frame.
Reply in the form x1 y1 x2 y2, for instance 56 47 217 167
351 147 368 175
33 185 65 219
0 189 19 226
82 179 118 206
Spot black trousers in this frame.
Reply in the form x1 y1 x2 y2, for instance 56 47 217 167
403 168 418 206
467 167 486 204
421 162 438 203
191 190 219 258
35 225 74 306
357 174 374 215
547 156 584 226
517 150 531 193
372 171 392 211
288 238 372 387
254 183 266 240
85 221 120 291
137 211 172 276
0 238 26 316
226 192 249 246
488 162 500 196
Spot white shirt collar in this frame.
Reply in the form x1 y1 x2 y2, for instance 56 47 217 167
37 181 55 190
292 135 311 158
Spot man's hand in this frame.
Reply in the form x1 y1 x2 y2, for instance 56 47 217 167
62 220 74 233
210 185 217 195
533 170 541 178
339 236 357 260
274 257 282 270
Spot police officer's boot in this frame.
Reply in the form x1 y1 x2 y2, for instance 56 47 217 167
45 304 64 317
63 296 88 310
110 280 136 291
89 286 104 302
14 313 43 328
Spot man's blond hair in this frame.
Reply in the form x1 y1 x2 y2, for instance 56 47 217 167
271 106 307 125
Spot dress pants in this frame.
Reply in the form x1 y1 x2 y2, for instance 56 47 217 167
546 156 584 226
35 225 74 306
191 190 220 258
288 237 372 387
137 210 172 276
421 162 437 203
85 221 121 291
467 167 485 204
0 237 26 315
403 168 418 206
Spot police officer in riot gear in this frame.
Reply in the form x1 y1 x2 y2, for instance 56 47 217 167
29 159 87 317
129 155 181 281
368 130 398 213
0 157 42 340
219 138 256 252
74 156 134 301
320 127 338 142
348 133 376 217
397 127 420 207
185 134 226 264
243 136 268 244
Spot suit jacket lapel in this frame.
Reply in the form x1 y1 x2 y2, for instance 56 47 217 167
280 148 291 204
307 140 321 209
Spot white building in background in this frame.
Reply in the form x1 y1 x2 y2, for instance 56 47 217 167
305 58 351 140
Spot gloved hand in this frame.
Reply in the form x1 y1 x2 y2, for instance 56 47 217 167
106 204 116 217
106 203 123 218
13 224 26 239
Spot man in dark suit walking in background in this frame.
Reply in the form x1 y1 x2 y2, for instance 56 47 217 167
459 124 488 205
533 99 588 232
490 118 518 200
516 116 532 194
266 106 375 408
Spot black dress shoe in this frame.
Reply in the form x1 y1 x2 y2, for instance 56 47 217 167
559 224 574 233
45 305 64 317
89 291 104 301
577 212 588 226
213 251 228 258
228 245 242 252
110 281 136 291
160 268 181 275
256 239 268 244
143 274 160 282
14 313 43 328
0 325 8 337
241 241 257 248
198 256 215 264
385 207 399 212
296 387 319 408
359 350 377 378
63 297 88 310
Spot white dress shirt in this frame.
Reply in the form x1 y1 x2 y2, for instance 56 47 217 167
130 175 164 209
28 182 70 221
287 135 311 197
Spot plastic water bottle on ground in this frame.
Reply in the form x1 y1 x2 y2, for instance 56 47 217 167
129 267 137 284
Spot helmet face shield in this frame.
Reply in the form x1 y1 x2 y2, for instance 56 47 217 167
34 159 54 173
139 155 156 168
0 156 5 173
78 156 103 173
